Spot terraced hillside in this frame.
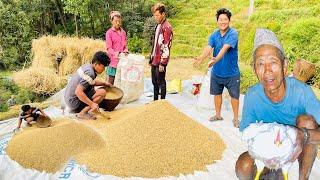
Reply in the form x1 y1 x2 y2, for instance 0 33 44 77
170 0 248 58
170 0 320 65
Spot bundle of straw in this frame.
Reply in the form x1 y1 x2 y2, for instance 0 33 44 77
13 67 66 95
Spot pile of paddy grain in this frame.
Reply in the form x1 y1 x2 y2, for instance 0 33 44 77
105 91 121 99
6 119 106 173
6 100 226 178
78 100 227 178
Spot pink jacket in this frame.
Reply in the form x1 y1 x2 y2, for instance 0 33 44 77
150 19 173 66
105 27 128 68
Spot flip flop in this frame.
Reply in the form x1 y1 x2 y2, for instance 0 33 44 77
260 169 283 179
76 113 96 120
87 113 97 120
209 116 224 122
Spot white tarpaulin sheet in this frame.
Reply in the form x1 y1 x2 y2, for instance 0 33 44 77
1 79 320 180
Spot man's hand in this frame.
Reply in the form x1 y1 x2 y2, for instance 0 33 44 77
90 102 99 112
208 57 216 68
104 81 113 87
159 65 165 72
13 127 21 134
289 128 304 162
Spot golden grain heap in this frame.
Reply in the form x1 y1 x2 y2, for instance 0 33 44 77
6 120 106 172
13 36 105 94
6 100 226 178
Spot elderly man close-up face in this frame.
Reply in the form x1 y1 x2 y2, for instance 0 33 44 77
252 29 289 102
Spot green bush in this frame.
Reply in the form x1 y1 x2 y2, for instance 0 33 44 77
0 103 9 112
0 75 36 112
128 35 145 53
143 17 157 51
240 68 258 94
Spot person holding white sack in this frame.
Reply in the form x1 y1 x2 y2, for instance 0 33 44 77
235 28 320 180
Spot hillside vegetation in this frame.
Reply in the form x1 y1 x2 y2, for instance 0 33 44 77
170 0 320 91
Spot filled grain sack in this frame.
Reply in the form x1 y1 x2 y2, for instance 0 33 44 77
114 54 145 103
195 70 214 109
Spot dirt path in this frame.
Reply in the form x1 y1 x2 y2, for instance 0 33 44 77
143 58 205 81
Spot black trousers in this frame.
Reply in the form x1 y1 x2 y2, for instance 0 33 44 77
151 65 166 100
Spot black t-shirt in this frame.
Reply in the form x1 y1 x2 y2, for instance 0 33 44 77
19 107 41 121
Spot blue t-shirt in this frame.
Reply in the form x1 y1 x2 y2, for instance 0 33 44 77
208 27 239 78
240 77 320 131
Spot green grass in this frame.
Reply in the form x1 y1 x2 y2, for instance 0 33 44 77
170 0 249 58
169 0 320 91
170 0 320 63
0 71 12 77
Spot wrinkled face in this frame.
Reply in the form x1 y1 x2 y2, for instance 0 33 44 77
254 45 287 95
111 16 121 30
93 63 105 74
153 10 165 24
217 14 230 32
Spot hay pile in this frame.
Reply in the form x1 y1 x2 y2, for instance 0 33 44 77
13 36 105 94
12 67 66 94
31 36 105 76
6 100 226 177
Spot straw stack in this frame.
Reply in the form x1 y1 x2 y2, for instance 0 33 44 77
12 67 66 95
14 35 105 94
31 36 105 76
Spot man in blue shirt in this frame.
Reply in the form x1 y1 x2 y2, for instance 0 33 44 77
194 8 240 127
235 29 320 180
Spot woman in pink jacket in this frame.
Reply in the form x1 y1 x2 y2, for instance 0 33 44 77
105 11 128 84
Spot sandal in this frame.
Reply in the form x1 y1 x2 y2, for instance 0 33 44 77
209 116 224 122
233 119 239 128
87 113 97 120
76 113 97 120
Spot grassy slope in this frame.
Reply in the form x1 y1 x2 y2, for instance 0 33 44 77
171 0 320 63
170 0 248 58
170 0 320 93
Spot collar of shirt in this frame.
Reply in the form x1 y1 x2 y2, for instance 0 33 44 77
111 27 123 33
219 27 231 38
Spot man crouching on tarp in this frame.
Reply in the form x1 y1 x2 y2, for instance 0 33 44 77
64 51 111 120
